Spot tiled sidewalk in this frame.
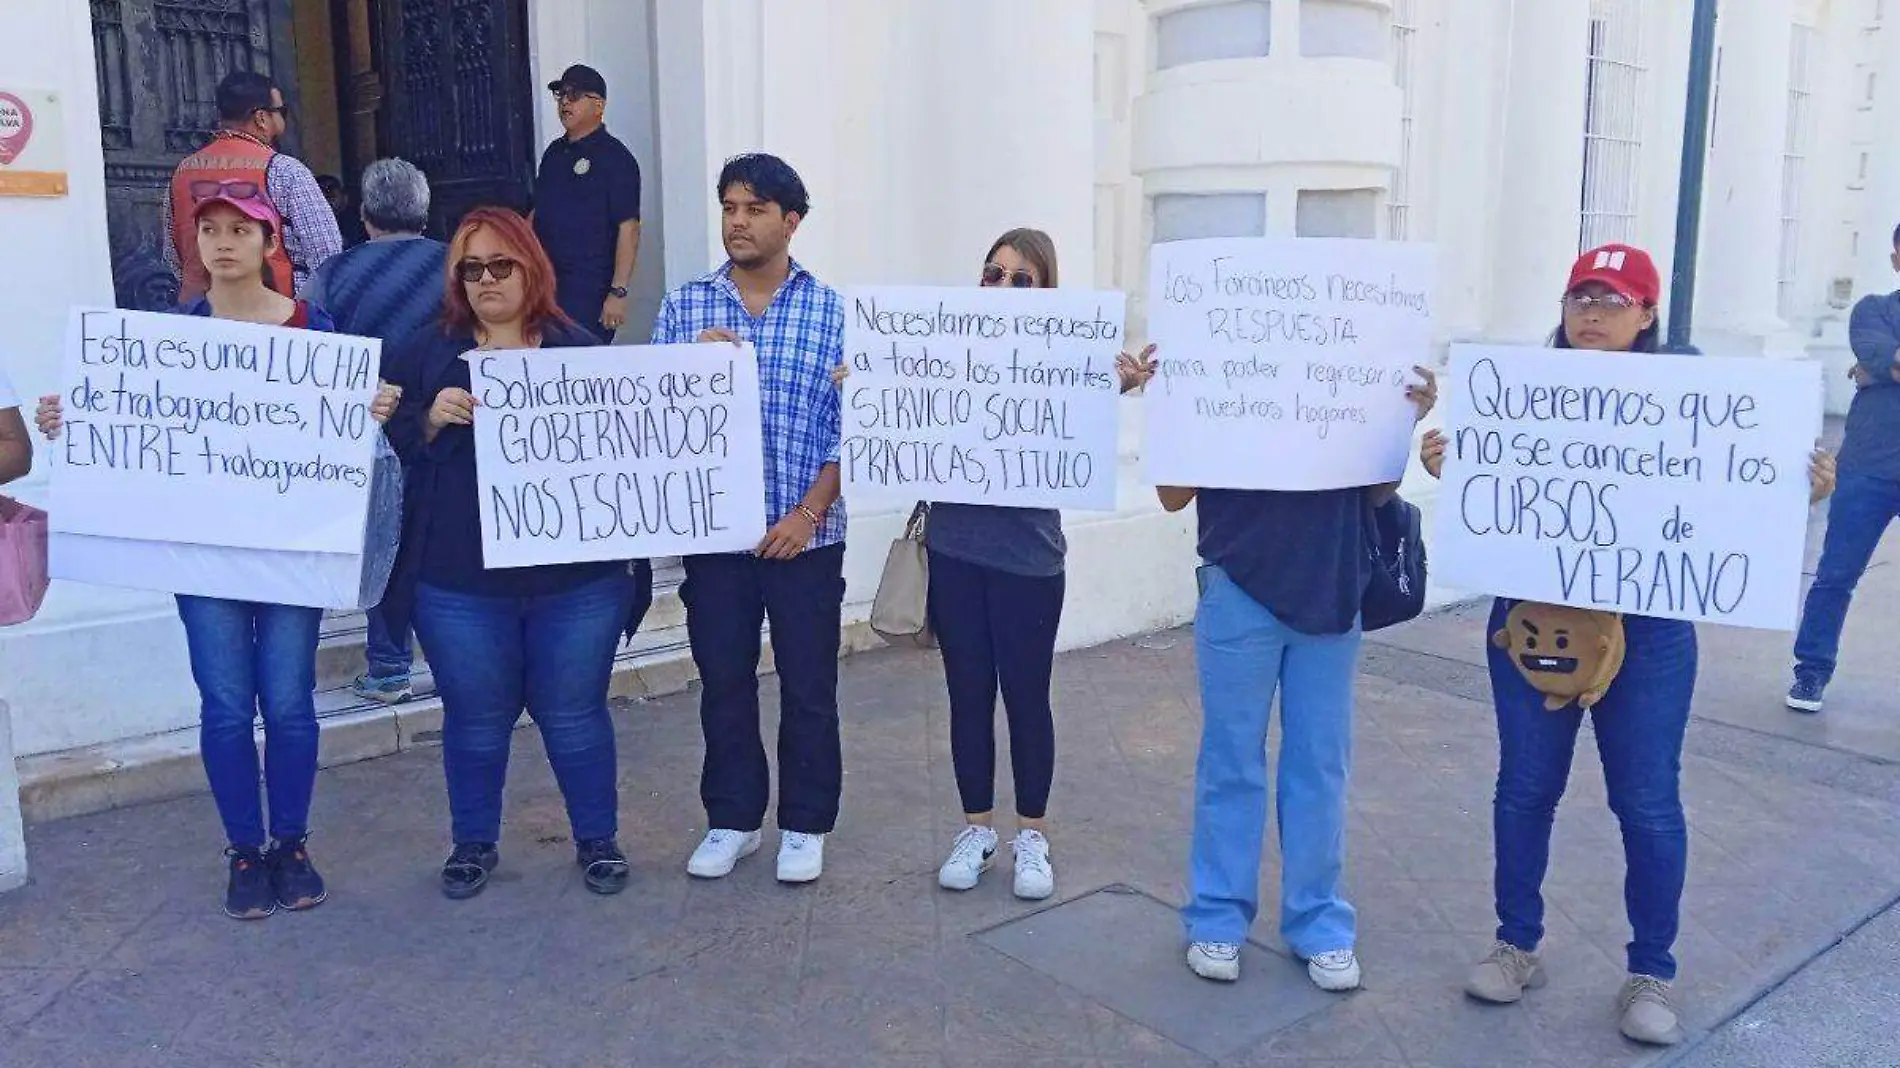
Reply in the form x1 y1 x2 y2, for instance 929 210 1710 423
3 543 1898 1066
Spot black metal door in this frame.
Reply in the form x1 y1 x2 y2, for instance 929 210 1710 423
376 0 536 236
90 0 299 311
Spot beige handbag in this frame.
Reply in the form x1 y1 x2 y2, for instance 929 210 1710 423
870 502 934 648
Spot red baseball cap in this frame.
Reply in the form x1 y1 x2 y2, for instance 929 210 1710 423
190 183 282 231
1567 243 1660 305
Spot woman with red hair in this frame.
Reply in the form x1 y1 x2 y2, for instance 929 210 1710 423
381 208 640 900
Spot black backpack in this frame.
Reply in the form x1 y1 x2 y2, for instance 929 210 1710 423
1361 494 1426 632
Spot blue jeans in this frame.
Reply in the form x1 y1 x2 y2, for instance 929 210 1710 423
1793 473 1900 684
174 595 324 848
1181 565 1360 955
413 571 634 845
1487 599 1695 980
363 602 415 680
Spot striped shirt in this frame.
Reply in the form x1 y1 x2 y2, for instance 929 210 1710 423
300 233 447 344
651 259 846 548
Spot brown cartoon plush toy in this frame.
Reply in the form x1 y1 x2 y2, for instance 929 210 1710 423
1491 602 1627 712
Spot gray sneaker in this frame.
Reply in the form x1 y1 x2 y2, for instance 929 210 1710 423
352 672 413 704
1466 940 1546 1004
1618 974 1684 1046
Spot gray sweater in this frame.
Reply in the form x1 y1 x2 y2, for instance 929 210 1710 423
1841 291 1900 480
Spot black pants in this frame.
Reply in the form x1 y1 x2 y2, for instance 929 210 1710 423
928 550 1064 819
681 543 846 834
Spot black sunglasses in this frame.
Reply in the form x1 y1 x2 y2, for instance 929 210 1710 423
981 263 1037 288
552 89 602 104
456 257 520 283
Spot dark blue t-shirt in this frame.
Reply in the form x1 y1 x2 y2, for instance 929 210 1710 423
1196 488 1368 636
532 127 641 332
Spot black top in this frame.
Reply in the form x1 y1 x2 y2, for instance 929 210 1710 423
380 319 620 599
1196 488 1369 636
532 127 641 328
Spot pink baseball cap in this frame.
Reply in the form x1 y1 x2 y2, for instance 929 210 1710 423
189 180 282 230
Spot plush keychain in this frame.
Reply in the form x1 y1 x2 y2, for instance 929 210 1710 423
1491 602 1627 712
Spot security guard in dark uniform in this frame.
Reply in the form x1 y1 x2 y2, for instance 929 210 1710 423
532 64 642 343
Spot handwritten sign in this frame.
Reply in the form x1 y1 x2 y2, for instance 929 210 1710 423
50 308 380 555
839 286 1125 510
1435 344 1822 630
1144 237 1435 490
470 343 766 567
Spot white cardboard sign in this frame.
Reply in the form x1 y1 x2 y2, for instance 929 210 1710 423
1434 344 1823 630
469 343 767 567
839 285 1126 510
1144 237 1436 490
49 307 380 555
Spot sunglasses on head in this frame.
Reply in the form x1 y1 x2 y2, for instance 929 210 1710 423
981 263 1037 288
189 179 262 203
457 257 520 283
1561 291 1639 312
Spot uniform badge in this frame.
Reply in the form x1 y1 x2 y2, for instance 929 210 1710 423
573 157 592 176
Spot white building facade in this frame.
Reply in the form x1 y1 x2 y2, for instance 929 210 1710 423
0 0 1889 827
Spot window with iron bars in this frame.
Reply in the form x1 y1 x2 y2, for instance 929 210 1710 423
1389 0 1419 238
1779 24 1816 318
1579 0 1647 250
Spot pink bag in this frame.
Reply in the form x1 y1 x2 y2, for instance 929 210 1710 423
0 496 49 625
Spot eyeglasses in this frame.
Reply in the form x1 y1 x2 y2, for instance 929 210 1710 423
257 104 290 120
456 257 520 283
1562 292 1640 312
552 89 602 104
189 179 262 202
981 263 1037 288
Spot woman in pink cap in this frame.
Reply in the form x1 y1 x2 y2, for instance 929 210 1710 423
36 186 375 921
1418 244 1836 1046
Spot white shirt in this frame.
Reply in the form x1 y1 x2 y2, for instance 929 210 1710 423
0 365 18 409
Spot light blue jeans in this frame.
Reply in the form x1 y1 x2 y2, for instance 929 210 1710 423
1181 565 1360 955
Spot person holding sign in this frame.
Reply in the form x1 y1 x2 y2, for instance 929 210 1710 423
653 155 848 885
1166 355 1437 993
36 188 345 921
1418 244 1836 1046
379 208 641 901
832 229 1155 899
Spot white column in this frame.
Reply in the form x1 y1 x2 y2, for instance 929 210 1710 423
1487 0 1591 341
1697 0 1795 354
1856 13 1900 296
0 702 25 893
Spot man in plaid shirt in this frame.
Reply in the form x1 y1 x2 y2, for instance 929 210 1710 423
651 154 848 885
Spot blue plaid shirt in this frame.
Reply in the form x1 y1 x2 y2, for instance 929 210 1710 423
651 259 846 548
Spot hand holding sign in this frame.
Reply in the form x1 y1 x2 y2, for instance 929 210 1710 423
1433 344 1823 630
1143 237 1437 490
839 285 1126 511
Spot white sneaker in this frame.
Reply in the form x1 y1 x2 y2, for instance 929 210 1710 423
1011 829 1055 901
777 831 825 883
686 829 760 879
1187 941 1241 982
937 825 998 891
1306 949 1362 992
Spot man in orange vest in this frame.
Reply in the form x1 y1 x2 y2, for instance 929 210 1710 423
164 71 342 304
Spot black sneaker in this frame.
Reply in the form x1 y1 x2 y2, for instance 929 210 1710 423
577 838 631 896
224 847 277 920
441 842 500 900
266 836 328 911
1786 673 1826 714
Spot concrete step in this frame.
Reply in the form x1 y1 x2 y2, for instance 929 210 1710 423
16 607 885 826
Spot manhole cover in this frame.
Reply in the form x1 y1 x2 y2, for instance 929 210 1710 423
972 884 1340 1061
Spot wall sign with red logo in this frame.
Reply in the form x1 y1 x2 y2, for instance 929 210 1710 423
0 88 68 198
